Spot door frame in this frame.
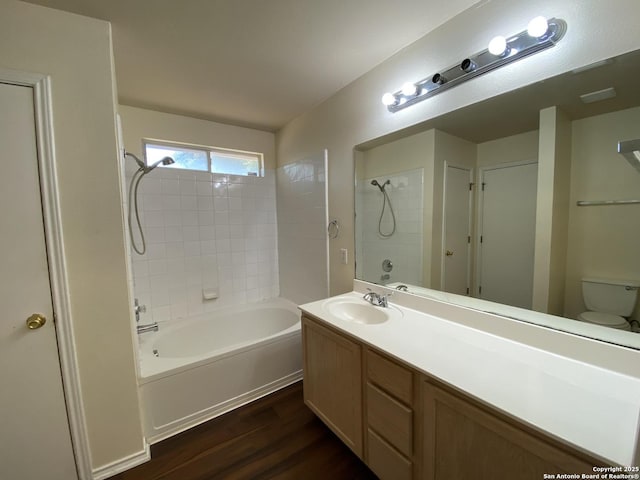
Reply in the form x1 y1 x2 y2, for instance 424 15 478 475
440 161 473 294
0 67 91 479
475 159 537 299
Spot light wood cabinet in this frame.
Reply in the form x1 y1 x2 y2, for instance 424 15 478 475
301 314 600 479
364 348 416 480
366 349 413 405
421 381 595 480
368 428 413 480
301 315 363 456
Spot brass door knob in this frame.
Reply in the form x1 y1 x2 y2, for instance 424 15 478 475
446 250 454 256
26 314 46 330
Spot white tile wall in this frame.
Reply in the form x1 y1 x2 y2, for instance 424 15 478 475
128 167 279 324
356 168 424 286
277 152 329 305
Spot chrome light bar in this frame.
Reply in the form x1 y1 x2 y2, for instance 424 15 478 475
383 17 567 113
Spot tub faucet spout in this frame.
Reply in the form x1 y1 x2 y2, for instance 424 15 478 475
137 322 158 334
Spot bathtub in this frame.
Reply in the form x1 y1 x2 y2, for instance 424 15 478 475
137 297 302 443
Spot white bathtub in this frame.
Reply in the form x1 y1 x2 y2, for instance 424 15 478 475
138 297 302 443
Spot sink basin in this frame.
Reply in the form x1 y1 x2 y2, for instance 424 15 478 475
322 296 400 324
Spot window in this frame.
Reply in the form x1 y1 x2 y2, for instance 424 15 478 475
144 140 263 176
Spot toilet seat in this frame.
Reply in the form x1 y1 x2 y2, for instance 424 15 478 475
578 311 631 330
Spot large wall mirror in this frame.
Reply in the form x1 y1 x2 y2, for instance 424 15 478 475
354 48 640 350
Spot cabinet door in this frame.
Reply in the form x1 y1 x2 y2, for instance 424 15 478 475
302 316 363 456
422 381 594 480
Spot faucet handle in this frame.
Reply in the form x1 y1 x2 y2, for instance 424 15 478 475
134 298 146 313
380 291 393 307
134 298 147 322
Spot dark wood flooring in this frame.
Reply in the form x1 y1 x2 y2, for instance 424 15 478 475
111 381 377 480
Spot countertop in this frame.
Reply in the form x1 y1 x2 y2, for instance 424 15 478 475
299 287 640 467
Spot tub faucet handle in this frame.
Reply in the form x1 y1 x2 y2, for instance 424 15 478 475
134 298 147 322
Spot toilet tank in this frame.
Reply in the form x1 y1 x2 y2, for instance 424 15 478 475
581 278 640 316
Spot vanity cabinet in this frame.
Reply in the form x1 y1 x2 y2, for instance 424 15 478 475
301 314 600 479
301 315 363 456
421 381 594 480
365 349 415 480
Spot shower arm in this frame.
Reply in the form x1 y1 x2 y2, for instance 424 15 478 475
124 150 145 169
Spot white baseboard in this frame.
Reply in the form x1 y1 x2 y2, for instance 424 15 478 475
92 442 150 480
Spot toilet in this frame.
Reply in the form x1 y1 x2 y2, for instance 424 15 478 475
578 278 639 331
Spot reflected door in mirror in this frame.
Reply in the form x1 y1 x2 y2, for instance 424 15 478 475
443 164 472 295
478 162 537 309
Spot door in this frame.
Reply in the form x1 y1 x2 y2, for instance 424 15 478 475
443 164 472 295
0 82 78 479
478 162 537 309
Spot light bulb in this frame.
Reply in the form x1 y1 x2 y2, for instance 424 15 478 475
527 16 549 38
381 92 397 106
401 82 418 96
488 35 508 56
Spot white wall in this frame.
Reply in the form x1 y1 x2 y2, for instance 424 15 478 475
533 107 572 315
0 0 144 471
277 152 329 304
476 131 539 167
119 106 279 321
277 0 640 296
564 106 640 320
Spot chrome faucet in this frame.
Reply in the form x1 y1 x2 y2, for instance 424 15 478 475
363 288 393 308
134 298 157 334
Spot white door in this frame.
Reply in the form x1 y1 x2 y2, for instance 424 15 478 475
0 82 78 479
478 162 537 309
443 164 472 295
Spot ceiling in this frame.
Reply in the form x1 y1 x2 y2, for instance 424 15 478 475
21 0 480 131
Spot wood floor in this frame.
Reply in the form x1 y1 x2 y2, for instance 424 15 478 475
112 381 377 480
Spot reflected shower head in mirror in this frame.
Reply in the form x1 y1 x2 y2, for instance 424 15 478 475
370 179 396 237
370 179 391 192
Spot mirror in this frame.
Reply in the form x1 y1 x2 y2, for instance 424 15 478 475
354 48 640 350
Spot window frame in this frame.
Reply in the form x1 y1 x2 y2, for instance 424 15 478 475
142 138 264 177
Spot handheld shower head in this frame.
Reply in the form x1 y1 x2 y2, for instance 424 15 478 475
124 151 175 173
144 156 175 173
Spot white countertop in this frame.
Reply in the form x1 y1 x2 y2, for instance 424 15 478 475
299 288 640 466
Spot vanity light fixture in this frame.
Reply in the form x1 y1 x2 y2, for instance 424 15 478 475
401 82 419 96
381 16 567 113
527 16 550 38
488 35 509 56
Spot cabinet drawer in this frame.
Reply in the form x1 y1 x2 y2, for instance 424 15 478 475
367 428 412 480
367 383 412 457
367 349 412 404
